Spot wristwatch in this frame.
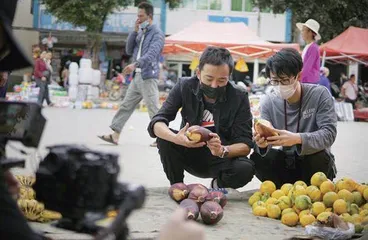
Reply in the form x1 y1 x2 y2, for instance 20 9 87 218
133 62 140 68
220 146 229 158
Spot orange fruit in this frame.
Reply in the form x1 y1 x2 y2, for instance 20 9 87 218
266 204 281 219
311 202 326 217
310 172 328 187
323 192 339 208
294 180 308 189
320 180 336 195
300 213 316 227
333 199 349 215
260 181 277 195
271 190 285 199
253 206 267 217
281 212 299 227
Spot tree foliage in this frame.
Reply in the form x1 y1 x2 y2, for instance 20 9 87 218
42 0 133 32
42 0 181 32
252 0 368 42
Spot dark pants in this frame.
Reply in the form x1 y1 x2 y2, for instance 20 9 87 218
345 98 357 109
36 79 51 106
0 81 7 98
250 149 337 189
157 137 255 189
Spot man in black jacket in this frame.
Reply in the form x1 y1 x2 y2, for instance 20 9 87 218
148 47 255 189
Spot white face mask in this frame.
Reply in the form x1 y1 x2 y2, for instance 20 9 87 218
140 20 149 29
274 79 299 100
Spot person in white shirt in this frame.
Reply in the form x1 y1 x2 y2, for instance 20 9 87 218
341 74 358 108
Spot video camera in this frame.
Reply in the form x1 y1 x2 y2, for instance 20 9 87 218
0 101 146 240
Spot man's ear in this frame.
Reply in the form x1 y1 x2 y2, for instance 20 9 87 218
297 72 302 81
196 69 201 80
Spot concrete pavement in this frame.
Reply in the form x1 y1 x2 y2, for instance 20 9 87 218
28 108 368 188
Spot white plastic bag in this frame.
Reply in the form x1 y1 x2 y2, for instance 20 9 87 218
305 223 355 240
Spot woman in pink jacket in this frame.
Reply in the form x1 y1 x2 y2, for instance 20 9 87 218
296 19 321 84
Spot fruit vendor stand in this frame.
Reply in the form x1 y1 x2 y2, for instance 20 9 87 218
29 188 306 240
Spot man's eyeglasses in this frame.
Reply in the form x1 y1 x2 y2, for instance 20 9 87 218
267 77 296 86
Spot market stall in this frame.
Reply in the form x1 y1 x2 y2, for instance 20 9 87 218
163 21 300 82
320 26 368 66
320 27 368 120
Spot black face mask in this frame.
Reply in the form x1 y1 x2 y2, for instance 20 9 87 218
200 82 226 99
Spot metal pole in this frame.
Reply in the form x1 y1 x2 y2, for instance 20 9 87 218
160 0 167 34
32 0 40 28
321 50 326 67
253 58 259 84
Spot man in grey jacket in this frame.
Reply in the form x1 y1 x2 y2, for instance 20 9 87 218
251 48 337 188
99 2 165 145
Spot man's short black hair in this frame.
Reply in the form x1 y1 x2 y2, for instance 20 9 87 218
198 47 234 75
138 2 154 18
265 48 303 79
350 74 355 79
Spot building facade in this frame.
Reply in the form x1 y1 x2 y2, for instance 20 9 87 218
12 0 39 76
29 0 291 80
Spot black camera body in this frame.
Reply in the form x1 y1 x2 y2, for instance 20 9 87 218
33 144 130 233
34 145 122 218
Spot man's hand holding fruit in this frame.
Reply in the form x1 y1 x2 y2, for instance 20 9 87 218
253 119 302 148
177 123 225 157
174 123 207 148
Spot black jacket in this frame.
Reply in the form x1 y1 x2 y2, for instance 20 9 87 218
147 77 254 148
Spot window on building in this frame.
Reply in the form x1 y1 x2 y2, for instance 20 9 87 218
231 0 254 12
209 0 222 10
231 0 243 11
181 0 195 9
197 0 208 10
245 0 254 12
134 0 160 8
151 0 162 8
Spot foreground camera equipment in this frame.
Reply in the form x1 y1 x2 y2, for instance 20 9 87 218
0 101 146 240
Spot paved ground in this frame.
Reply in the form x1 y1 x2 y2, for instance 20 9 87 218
8 108 368 239
19 107 367 187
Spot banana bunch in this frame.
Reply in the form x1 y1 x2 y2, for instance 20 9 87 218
38 210 62 223
19 186 35 200
16 175 36 187
18 199 44 221
15 175 62 223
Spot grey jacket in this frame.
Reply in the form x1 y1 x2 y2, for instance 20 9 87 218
126 24 165 80
255 84 337 156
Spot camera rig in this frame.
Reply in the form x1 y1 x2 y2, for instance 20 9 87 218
0 101 146 240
